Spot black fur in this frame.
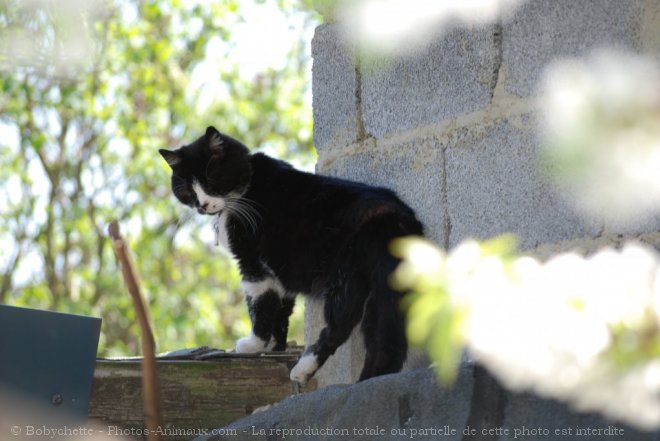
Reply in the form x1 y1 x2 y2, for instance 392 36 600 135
160 126 424 382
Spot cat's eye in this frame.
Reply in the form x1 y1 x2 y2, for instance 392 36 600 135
171 175 197 207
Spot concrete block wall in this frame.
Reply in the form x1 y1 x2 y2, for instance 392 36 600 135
306 0 660 387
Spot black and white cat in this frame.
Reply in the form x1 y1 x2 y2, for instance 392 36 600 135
160 126 424 384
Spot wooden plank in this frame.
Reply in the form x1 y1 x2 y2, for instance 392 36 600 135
89 356 315 440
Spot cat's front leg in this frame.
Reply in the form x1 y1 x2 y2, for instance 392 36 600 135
271 296 295 351
235 334 274 353
234 277 286 353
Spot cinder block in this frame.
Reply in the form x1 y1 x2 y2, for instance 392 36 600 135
605 214 660 237
502 0 643 97
446 116 601 250
319 140 445 245
361 25 501 138
312 24 360 153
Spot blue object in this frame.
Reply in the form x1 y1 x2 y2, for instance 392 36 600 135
0 305 101 418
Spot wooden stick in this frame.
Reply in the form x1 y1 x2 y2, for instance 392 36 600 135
108 220 164 440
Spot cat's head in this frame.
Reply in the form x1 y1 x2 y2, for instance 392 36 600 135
159 126 251 215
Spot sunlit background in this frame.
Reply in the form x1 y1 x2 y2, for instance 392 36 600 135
0 0 318 356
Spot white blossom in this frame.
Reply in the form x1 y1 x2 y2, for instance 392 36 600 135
541 51 660 228
398 238 660 429
339 0 524 55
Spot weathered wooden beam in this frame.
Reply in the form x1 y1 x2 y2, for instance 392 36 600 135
89 355 315 440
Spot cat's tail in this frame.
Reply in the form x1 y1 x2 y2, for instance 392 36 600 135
355 211 424 380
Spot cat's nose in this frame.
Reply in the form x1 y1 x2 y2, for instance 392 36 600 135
201 202 210 211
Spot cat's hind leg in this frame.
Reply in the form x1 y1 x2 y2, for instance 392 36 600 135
357 215 410 381
290 271 368 384
358 288 407 381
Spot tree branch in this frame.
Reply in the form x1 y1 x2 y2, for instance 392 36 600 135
108 220 164 440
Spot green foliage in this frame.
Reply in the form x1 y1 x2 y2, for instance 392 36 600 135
607 310 660 370
0 0 316 356
391 237 466 383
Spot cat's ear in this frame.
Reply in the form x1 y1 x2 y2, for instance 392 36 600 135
159 149 181 168
205 126 224 153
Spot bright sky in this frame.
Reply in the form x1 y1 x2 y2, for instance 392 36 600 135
192 1 311 111
228 2 308 78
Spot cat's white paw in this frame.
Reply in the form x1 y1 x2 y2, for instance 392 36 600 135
290 353 319 385
235 334 270 353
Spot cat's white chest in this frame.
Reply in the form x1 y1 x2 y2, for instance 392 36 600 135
213 212 231 250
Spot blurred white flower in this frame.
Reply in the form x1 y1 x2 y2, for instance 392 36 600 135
0 0 106 78
338 0 524 55
397 237 660 429
541 51 660 228
468 242 660 429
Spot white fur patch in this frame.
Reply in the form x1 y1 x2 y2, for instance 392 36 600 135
235 334 275 353
213 211 230 249
241 277 285 299
210 132 223 149
192 180 225 214
290 353 319 384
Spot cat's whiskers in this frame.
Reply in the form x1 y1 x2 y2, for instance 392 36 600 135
225 196 262 236
151 208 195 245
227 203 259 235
165 208 195 244
175 208 195 230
